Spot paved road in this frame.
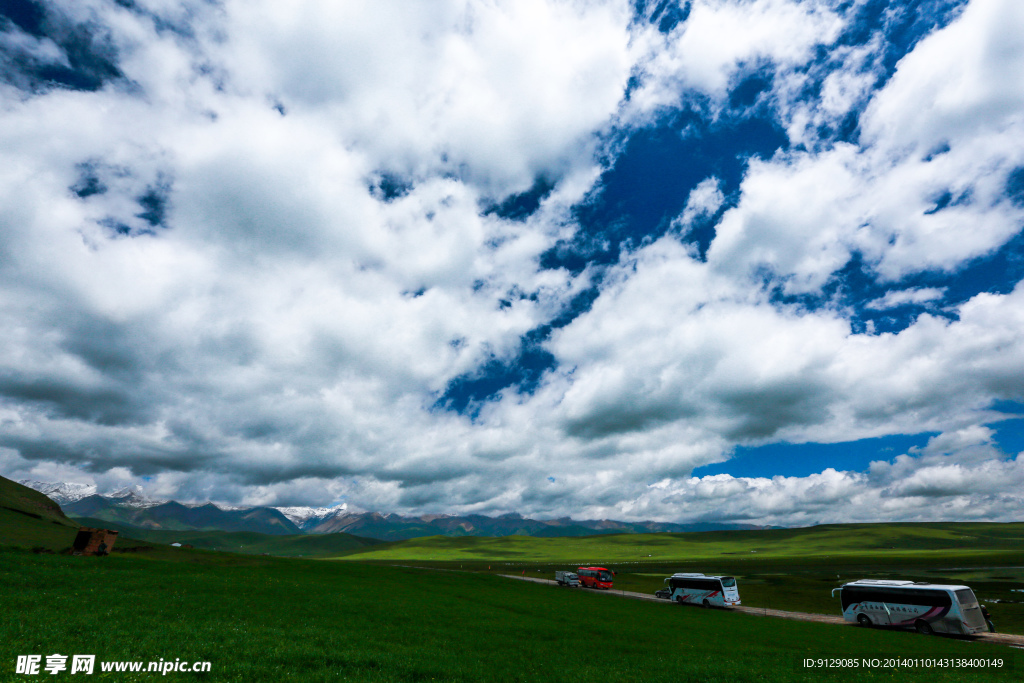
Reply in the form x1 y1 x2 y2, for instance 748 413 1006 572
502 575 1024 649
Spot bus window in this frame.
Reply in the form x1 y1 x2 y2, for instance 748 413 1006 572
955 589 978 606
721 577 736 588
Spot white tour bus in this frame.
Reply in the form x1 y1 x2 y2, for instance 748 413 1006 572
664 573 741 608
833 579 990 635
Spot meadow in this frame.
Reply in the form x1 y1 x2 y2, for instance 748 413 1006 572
2 548 1022 683
331 523 1024 635
329 522 1024 565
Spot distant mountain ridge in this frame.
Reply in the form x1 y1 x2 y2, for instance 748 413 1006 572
61 495 301 535
20 480 776 540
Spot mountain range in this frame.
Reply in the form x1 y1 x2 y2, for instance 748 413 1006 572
19 480 775 540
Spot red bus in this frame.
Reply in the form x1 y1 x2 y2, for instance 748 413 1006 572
577 566 614 589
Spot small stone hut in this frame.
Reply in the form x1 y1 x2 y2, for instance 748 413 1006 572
72 527 119 556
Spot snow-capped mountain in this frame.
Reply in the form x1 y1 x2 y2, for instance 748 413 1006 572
18 480 96 506
20 481 164 508
106 485 164 508
275 503 350 528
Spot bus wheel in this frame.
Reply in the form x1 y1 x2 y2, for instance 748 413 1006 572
676 596 685 606
702 599 711 609
915 620 934 636
857 614 872 628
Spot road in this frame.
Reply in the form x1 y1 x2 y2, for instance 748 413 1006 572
502 575 1024 648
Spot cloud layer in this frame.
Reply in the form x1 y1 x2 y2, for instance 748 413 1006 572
2 0 1023 524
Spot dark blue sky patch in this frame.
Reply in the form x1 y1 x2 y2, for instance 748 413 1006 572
632 0 691 34
924 186 973 216
484 176 555 222
767 253 914 334
833 0 966 79
923 190 954 215
42 24 122 92
0 4 124 93
369 172 412 202
548 286 602 330
549 107 787 273
790 0 967 150
622 72 642 103
872 226 1024 312
70 161 108 199
988 399 1024 414
988 400 1024 458
728 69 774 110
99 217 140 238
989 401 1024 457
923 141 951 161
770 217 1024 337
538 232 609 276
434 282 605 416
135 176 172 228
434 340 556 418
693 432 937 479
1006 166 1024 208
821 110 862 146
992 417 1024 457
112 0 198 40
0 0 45 36
91 171 173 238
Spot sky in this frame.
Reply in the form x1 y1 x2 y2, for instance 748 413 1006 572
1 0 1024 526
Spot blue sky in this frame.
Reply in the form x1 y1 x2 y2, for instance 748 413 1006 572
1 0 1024 525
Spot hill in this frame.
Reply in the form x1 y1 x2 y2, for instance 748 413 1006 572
0 476 83 550
0 476 75 526
63 495 301 535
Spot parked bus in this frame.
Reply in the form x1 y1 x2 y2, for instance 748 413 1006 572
832 579 991 635
577 566 614 589
664 573 741 607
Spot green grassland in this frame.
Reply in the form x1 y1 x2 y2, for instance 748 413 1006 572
2 548 1022 683
330 522 1024 565
331 523 1024 636
0 477 74 527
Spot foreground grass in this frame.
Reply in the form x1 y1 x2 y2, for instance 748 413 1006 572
2 550 1021 683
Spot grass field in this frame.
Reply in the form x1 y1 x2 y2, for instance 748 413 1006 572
330 522 1024 565
331 523 1024 636
2 548 1022 682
